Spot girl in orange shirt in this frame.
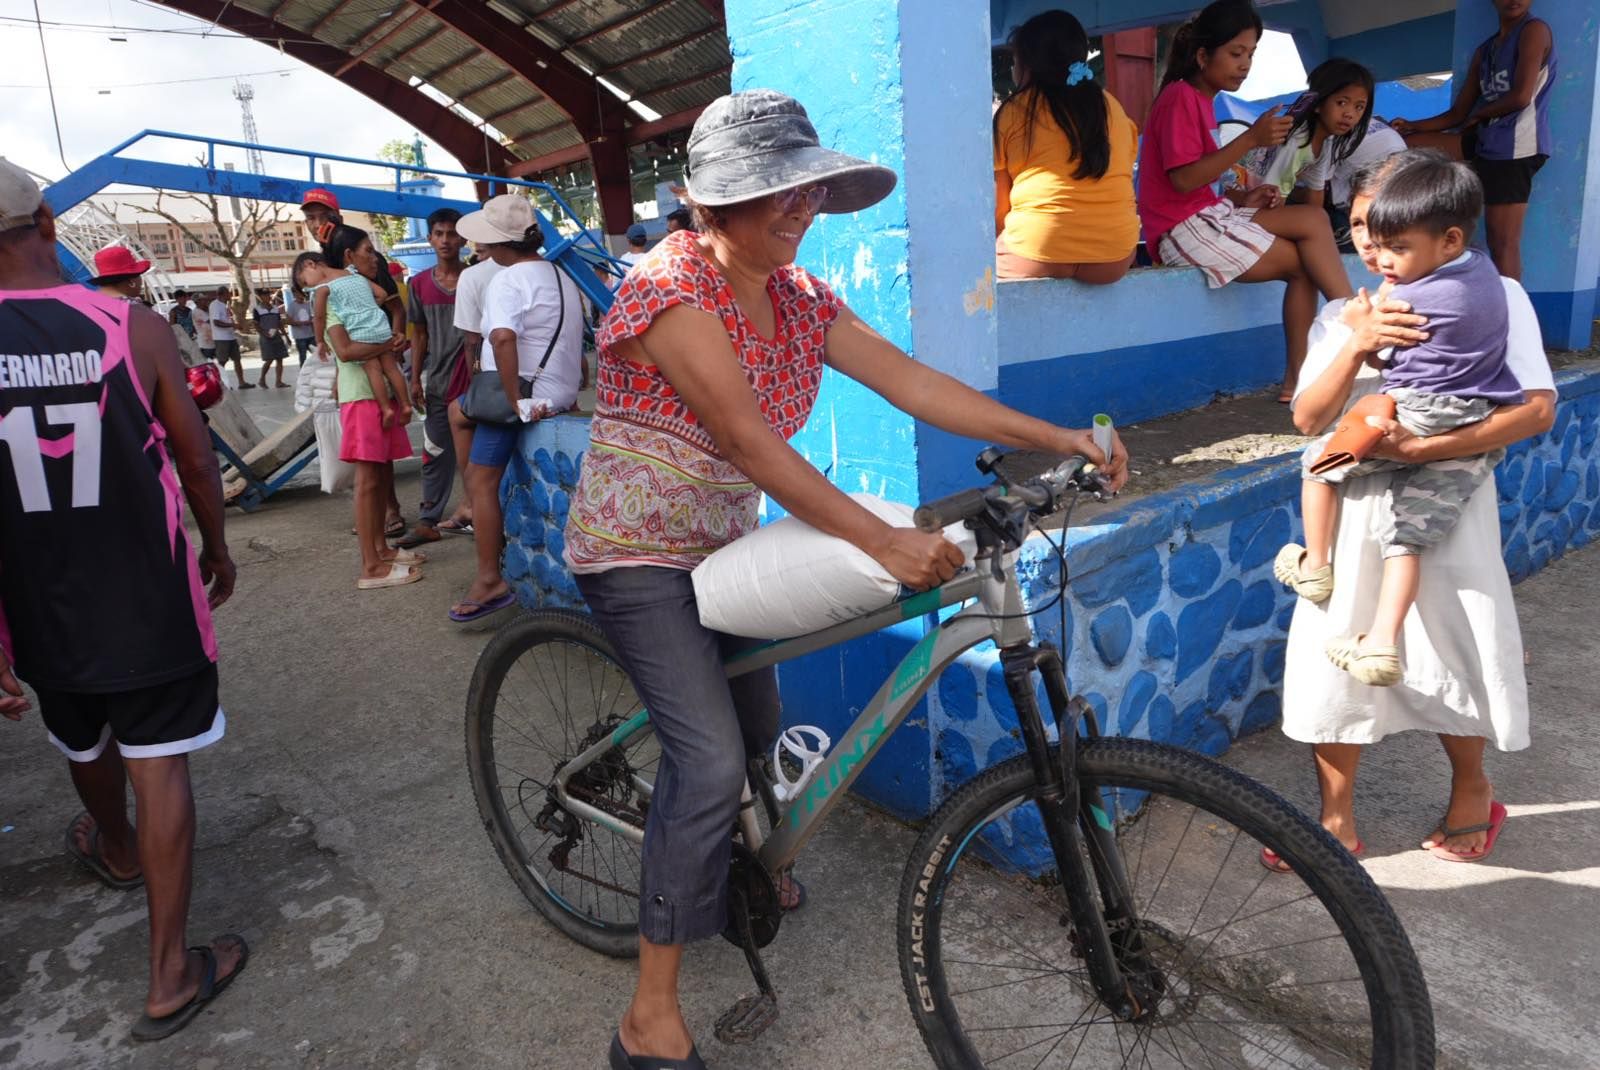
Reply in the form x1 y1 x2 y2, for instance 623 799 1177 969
993 10 1141 282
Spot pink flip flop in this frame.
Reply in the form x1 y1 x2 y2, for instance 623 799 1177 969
1261 839 1364 874
1424 800 1506 863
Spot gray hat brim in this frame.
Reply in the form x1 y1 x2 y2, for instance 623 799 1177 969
685 145 897 215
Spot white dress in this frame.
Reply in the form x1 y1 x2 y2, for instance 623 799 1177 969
1280 279 1555 749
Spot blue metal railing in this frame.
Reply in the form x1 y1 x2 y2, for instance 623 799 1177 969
44 130 625 315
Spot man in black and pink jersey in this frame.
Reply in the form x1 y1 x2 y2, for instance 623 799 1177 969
0 159 248 1042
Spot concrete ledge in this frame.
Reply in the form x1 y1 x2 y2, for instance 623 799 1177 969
994 256 1369 428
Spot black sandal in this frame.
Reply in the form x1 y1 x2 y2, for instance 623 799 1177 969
130 935 250 1042
64 812 142 890
609 1031 707 1069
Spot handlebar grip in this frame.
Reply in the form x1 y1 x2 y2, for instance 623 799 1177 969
913 487 993 532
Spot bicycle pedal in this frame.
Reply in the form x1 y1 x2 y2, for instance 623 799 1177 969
713 992 778 1044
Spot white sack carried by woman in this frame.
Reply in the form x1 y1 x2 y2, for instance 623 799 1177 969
691 493 978 639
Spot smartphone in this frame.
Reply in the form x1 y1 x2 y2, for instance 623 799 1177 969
1283 90 1320 121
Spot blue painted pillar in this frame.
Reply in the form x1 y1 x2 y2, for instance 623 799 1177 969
1454 0 1600 348
726 0 998 504
726 0 1000 817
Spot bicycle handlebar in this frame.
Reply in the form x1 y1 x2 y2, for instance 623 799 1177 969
913 455 1103 534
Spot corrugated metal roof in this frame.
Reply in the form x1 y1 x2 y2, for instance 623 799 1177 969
225 0 731 175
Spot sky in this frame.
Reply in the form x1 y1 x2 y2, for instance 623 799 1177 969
1 2 1306 194
0 0 475 194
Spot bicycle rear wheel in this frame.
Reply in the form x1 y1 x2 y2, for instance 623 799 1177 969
465 610 655 957
898 737 1433 1069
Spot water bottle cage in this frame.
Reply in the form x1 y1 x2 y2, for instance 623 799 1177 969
770 725 832 802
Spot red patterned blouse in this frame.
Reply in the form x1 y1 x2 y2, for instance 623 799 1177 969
564 230 843 573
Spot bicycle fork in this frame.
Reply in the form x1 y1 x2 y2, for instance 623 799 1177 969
1000 643 1148 1021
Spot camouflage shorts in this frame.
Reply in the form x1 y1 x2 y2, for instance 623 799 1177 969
1312 452 1501 557
1303 390 1502 557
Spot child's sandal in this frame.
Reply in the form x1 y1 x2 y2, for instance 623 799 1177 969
1273 544 1334 604
1325 634 1401 686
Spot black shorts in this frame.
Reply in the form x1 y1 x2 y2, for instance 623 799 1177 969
1463 127 1547 204
36 664 224 762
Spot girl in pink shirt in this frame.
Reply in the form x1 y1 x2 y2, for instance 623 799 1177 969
1136 0 1354 401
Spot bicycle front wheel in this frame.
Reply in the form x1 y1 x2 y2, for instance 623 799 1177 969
465 610 655 958
898 737 1433 1069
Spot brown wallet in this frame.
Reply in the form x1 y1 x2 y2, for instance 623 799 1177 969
1308 392 1398 475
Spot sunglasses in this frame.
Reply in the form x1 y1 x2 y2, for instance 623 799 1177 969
772 184 828 215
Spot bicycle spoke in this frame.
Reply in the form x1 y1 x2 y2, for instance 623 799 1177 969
916 751 1401 1070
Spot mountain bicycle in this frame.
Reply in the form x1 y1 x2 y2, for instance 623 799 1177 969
465 449 1434 1068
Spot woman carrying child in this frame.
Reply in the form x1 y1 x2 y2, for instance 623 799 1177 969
1279 151 1522 689
1273 149 1555 869
295 239 423 591
1136 0 1354 402
992 10 1140 282
302 228 413 429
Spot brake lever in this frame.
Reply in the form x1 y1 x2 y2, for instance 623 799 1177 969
1077 464 1116 502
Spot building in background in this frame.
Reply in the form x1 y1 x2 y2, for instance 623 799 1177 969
92 191 383 291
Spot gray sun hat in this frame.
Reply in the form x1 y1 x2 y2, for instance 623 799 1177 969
684 90 897 214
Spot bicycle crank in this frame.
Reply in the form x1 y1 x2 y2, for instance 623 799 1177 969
715 844 781 1044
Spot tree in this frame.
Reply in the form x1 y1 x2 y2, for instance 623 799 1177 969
371 138 422 250
130 175 295 335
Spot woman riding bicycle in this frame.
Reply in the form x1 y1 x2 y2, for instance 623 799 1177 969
561 89 1128 1070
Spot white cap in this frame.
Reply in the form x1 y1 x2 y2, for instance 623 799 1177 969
456 194 538 245
0 158 42 232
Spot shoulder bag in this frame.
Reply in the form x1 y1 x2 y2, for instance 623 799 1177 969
459 262 566 426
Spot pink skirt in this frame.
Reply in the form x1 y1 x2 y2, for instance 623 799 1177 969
339 400 413 463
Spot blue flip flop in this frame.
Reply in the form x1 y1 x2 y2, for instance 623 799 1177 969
449 590 516 623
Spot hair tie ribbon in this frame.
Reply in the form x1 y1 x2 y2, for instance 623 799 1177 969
1067 61 1093 86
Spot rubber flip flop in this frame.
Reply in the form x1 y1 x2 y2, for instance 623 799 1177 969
64 812 143 890
778 870 807 912
131 936 250 1042
449 590 516 623
1424 800 1506 863
1261 840 1364 874
609 1031 707 1070
438 519 473 536
383 519 407 538
357 563 422 590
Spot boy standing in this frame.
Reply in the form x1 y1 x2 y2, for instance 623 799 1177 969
398 209 469 547
1276 151 1522 685
209 286 248 389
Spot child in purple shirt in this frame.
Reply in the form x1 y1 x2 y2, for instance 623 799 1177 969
1276 152 1522 686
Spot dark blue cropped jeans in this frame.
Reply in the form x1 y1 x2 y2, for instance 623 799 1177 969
575 566 780 945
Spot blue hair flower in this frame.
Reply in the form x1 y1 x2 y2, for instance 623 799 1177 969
1067 61 1093 87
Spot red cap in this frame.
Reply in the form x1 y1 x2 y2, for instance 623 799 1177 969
301 188 340 212
387 261 405 277
90 244 151 281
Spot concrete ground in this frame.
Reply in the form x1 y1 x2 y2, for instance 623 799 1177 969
2 363 1597 1068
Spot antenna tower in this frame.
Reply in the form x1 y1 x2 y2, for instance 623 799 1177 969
232 80 266 173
